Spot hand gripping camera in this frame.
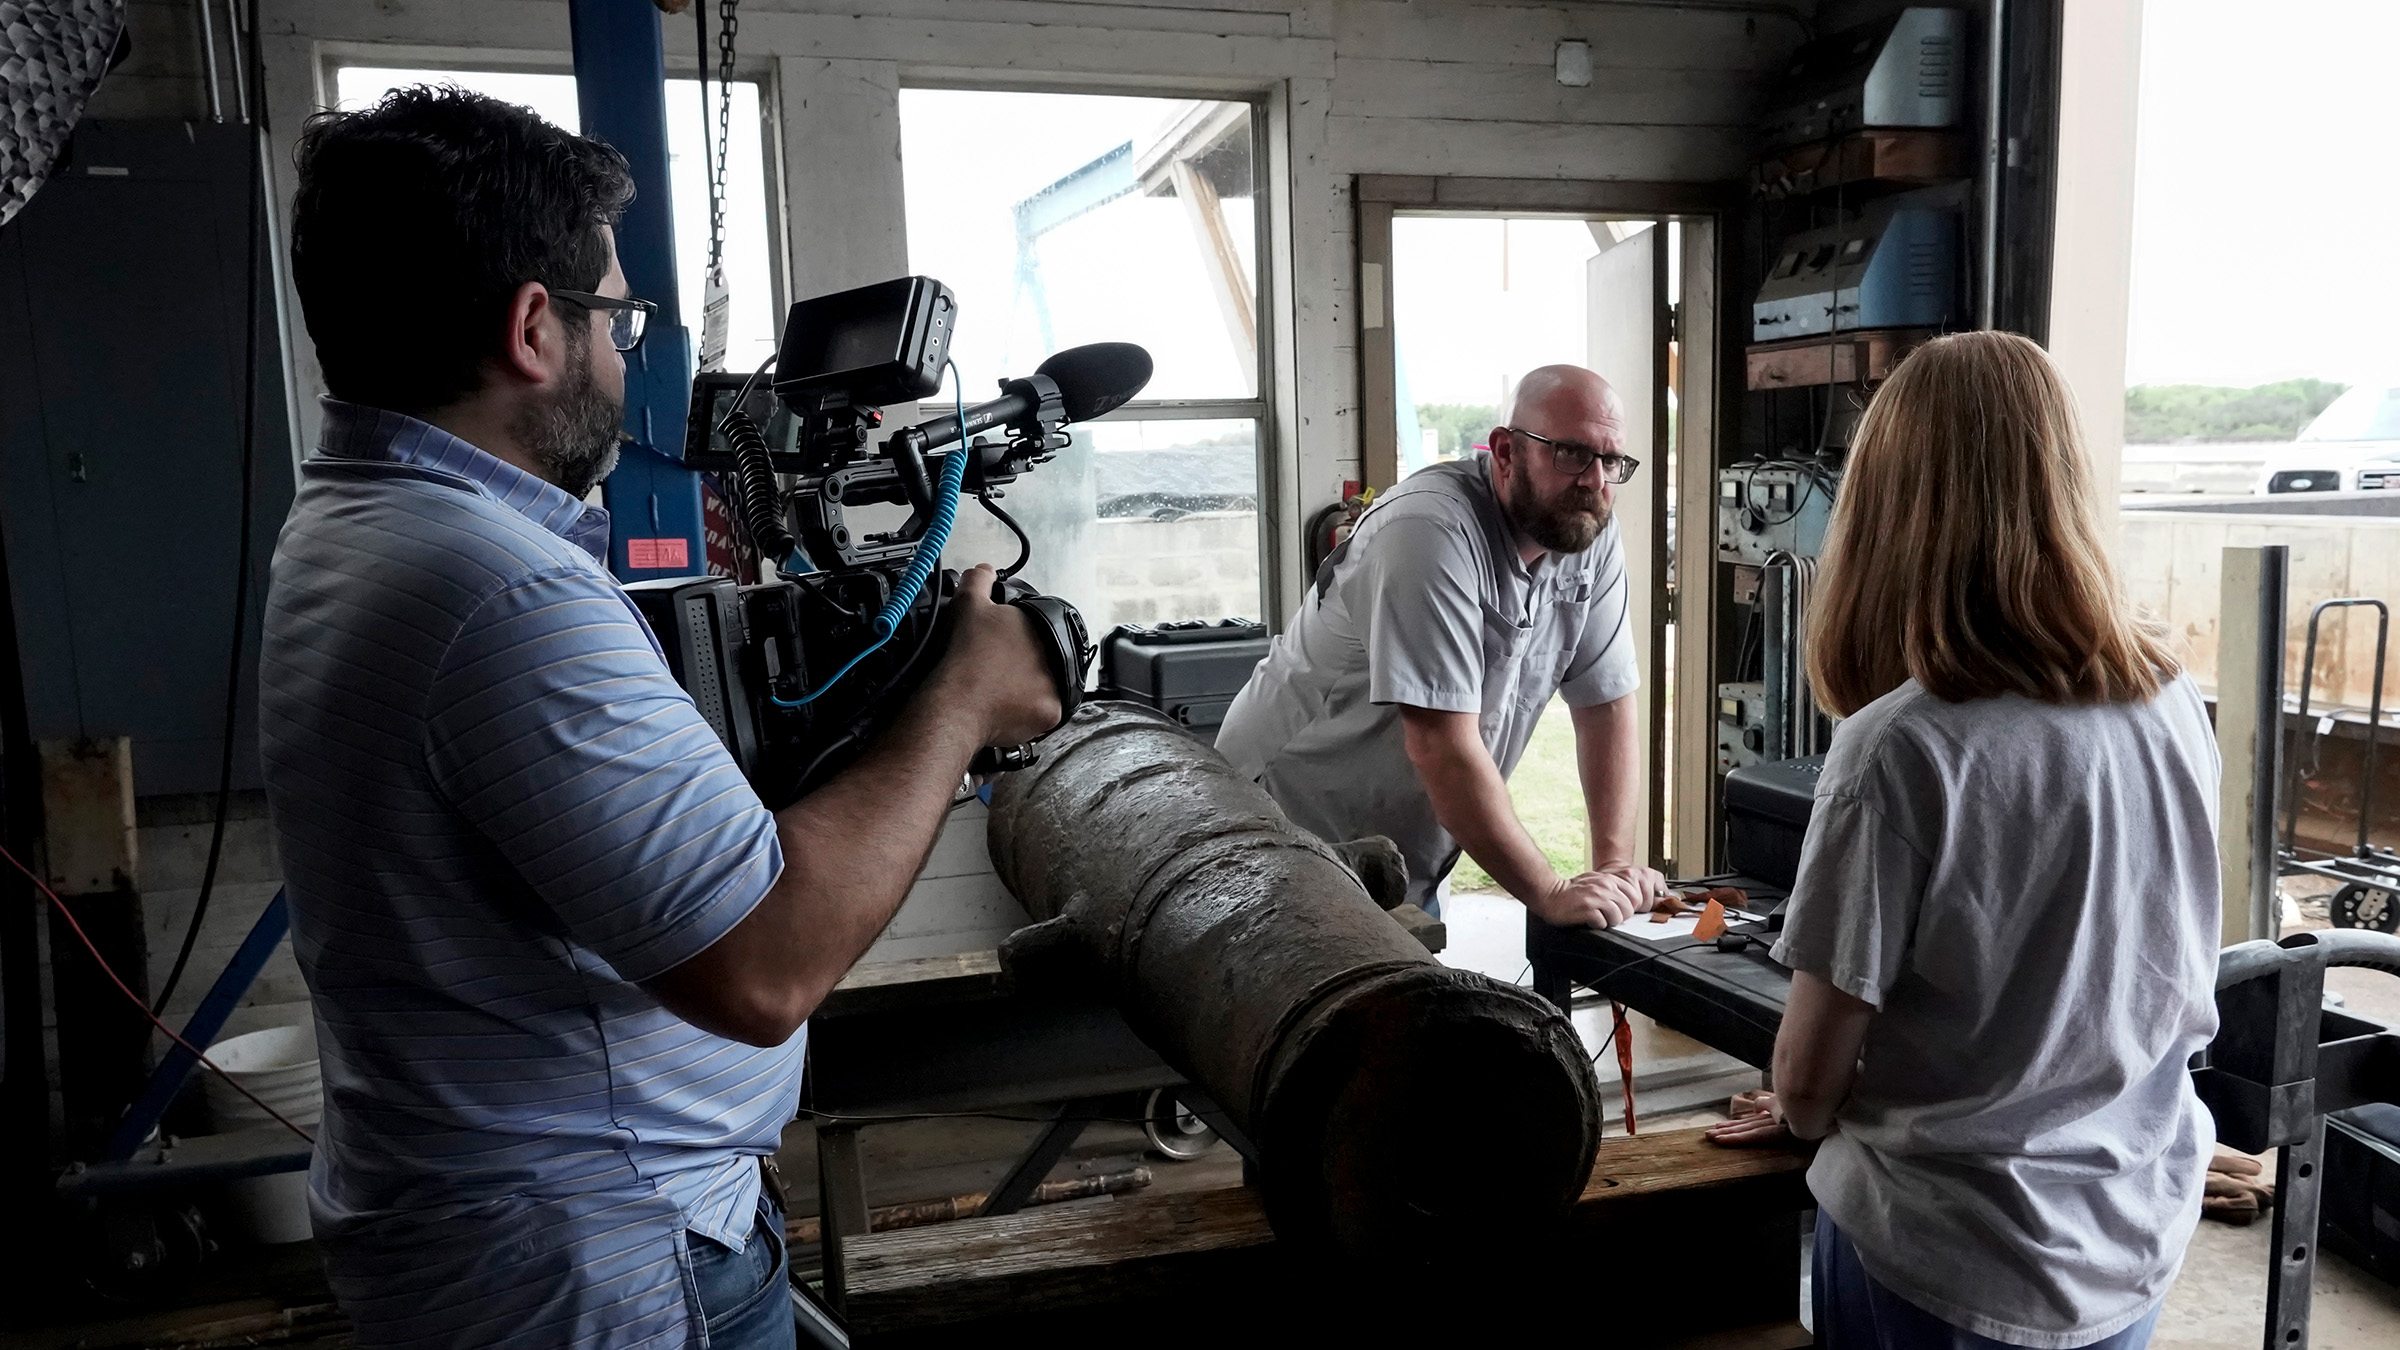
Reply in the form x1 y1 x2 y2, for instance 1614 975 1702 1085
629 277 1149 809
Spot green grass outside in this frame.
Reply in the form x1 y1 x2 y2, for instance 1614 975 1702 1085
1450 698 1585 894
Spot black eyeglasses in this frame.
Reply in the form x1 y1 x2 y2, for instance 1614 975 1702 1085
548 288 655 352
1505 426 1640 484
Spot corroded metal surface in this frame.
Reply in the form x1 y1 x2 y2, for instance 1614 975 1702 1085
988 702 1602 1258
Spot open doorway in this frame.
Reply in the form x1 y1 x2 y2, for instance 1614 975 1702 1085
1360 193 1715 891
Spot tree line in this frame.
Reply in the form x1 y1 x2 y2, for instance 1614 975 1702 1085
2124 379 2348 444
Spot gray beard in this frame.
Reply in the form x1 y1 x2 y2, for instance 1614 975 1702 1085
1505 459 1609 553
517 346 624 500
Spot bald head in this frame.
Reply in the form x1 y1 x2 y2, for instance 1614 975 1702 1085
1490 364 1626 558
1507 364 1622 432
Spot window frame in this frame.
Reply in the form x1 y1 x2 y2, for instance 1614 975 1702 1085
895 75 1282 624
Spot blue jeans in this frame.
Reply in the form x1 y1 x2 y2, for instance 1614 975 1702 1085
1814 1211 2162 1350
691 1190 793 1350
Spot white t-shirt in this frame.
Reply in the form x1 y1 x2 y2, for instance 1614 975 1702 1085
1771 674 2221 1348
1215 454 1639 913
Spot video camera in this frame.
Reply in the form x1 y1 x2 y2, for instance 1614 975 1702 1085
629 276 1149 809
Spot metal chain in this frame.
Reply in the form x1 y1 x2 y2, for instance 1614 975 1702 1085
707 0 739 277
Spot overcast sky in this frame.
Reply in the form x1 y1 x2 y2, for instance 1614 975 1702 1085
2125 0 2400 388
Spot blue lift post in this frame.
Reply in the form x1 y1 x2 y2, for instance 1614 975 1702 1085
101 890 292 1162
569 0 708 584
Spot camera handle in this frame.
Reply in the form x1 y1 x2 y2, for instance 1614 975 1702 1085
966 585 1094 777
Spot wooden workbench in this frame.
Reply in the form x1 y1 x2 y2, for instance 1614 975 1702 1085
840 1125 1815 1344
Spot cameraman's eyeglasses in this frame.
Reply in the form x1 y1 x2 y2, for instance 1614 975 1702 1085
1505 426 1640 484
548 289 656 352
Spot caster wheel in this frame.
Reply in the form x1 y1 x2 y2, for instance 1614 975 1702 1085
1141 1088 1218 1161
2332 881 2400 933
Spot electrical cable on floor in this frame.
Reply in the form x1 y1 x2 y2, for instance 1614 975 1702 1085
2 841 315 1144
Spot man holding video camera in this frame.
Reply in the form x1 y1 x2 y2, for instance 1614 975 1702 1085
259 87 1058 1349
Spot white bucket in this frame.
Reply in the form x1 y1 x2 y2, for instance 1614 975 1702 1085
203 1023 324 1246
202 1023 324 1132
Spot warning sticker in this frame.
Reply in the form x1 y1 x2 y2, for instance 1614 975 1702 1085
626 537 690 571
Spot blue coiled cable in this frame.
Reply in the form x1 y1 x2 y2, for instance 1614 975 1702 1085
766 363 970 708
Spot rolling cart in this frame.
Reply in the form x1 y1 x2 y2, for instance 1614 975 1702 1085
2280 598 2400 933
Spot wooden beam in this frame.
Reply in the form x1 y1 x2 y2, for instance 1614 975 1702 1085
38 737 149 1151
1354 175 1733 215
2217 545 2288 945
843 1127 1809 1338
821 949 1007 1020
1672 218 1723 877
1355 193 1397 490
1746 329 1938 392
37 737 137 894
1168 159 1259 361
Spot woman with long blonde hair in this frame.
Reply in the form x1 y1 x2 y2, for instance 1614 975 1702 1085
1707 332 2220 1350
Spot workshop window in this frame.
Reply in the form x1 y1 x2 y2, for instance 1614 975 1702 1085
330 66 781 373
898 88 1269 630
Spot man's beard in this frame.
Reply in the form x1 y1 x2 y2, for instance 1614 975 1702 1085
1503 456 1609 553
516 336 623 500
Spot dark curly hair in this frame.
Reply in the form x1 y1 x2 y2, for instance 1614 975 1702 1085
290 85 635 414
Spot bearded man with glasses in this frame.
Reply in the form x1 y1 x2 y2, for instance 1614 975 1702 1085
1219 364 1664 928
259 87 1057 1348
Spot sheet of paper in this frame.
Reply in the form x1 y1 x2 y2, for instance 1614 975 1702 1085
1617 907 1767 942
1623 910 1706 942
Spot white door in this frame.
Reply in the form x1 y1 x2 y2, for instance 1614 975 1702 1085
1584 225 1666 867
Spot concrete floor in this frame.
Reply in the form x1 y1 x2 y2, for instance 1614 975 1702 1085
2154 881 2400 1348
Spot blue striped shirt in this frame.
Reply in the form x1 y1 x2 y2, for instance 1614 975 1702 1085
259 400 801 1348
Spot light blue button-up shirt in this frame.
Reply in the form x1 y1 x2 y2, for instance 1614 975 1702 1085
259 400 802 1348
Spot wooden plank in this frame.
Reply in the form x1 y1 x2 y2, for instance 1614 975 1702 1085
844 1126 1808 1333
822 949 1008 1019
39 738 139 893
40 742 150 1151
818 1125 870 1314
272 2 1337 80
1746 328 1937 391
759 0 1301 36
1673 217 1724 877
2218 546 2282 945
1169 159 1260 356
1751 130 1976 199
834 949 1005 994
1357 174 1734 215
1354 194 1397 490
